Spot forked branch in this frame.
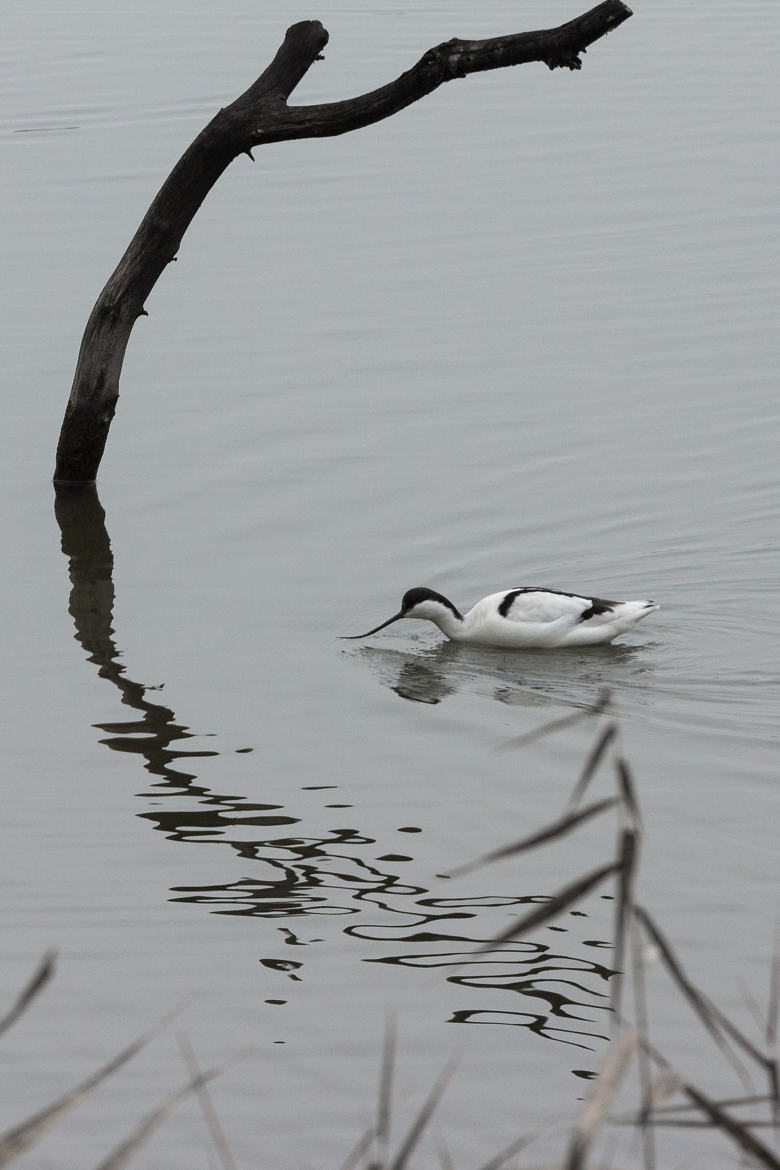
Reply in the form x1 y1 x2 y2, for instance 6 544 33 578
54 1 632 484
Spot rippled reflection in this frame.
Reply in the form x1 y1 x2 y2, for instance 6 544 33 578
346 638 653 710
54 486 219 788
55 486 617 1056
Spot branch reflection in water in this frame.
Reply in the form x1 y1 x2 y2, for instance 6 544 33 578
54 486 616 1058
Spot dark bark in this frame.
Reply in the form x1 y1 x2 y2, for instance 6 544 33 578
54 1 632 484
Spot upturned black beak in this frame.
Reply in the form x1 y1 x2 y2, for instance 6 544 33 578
341 611 404 639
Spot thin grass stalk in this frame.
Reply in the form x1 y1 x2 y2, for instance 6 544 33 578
769 927 780 1052
623 1116 780 1129
375 1012 397 1166
471 862 620 958
614 758 642 828
635 1031 780 1170
0 951 56 1040
631 1092 774 1116
678 1083 780 1170
568 723 618 810
767 927 780 1140
770 1062 780 1155
446 798 618 879
90 1066 221 1170
387 1058 457 1170
0 1017 168 1166
635 904 769 1084
744 978 780 1141
438 1140 455 1170
630 919 656 1170
741 979 774 1045
177 1032 238 1170
339 1123 378 1170
474 1128 541 1170
500 690 612 751
564 1030 638 1170
611 828 639 1027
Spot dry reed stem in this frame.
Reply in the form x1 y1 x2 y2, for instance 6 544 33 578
445 797 618 879
635 904 770 1082
565 1030 638 1170
500 690 612 751
567 723 618 809
177 1032 238 1170
386 1057 457 1170
0 951 56 1041
91 1065 222 1170
471 862 620 959
0 1016 173 1166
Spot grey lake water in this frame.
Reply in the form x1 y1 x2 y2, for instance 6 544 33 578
2 1 779 1166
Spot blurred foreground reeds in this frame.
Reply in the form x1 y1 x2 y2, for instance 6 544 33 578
2 692 778 1168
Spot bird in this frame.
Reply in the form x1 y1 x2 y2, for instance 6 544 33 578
343 585 659 649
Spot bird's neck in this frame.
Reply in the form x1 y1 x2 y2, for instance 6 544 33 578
429 606 465 641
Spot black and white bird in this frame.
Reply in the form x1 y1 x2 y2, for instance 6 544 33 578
344 585 659 649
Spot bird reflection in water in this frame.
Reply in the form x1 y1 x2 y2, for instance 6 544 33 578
347 636 648 710
55 485 617 1055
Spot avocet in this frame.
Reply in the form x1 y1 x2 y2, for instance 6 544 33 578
343 585 658 649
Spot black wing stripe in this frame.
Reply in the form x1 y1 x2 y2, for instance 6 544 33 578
498 589 524 617
578 599 615 623
497 588 616 622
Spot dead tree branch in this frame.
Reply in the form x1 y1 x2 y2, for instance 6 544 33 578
54 1 632 484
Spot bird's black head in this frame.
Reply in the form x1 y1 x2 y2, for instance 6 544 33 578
401 587 463 620
341 585 463 640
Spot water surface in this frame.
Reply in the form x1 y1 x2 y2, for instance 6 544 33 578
2 1 779 1166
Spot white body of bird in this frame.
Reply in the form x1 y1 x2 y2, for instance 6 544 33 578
344 586 659 649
